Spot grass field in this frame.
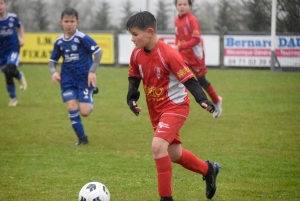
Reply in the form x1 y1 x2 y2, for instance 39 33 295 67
0 65 299 201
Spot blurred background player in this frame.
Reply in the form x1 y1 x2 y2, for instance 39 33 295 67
0 0 27 107
174 0 222 118
48 8 102 145
126 11 220 201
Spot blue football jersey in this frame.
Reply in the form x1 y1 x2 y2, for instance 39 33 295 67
49 29 101 88
0 13 21 49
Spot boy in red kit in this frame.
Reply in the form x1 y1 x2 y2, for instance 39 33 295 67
174 0 222 118
126 11 221 201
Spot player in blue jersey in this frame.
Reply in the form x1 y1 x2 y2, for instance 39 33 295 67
0 0 27 107
48 8 102 145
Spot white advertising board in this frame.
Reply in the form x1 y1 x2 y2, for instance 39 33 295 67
224 35 300 67
118 34 220 66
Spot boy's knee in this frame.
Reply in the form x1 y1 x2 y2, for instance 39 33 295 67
80 110 91 117
152 144 161 156
80 107 93 117
6 64 18 76
79 103 93 117
4 71 14 84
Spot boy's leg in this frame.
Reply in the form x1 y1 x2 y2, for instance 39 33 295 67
78 87 94 117
18 71 27 90
4 71 17 98
152 114 186 199
197 76 219 104
6 64 27 90
154 153 173 198
3 69 18 106
66 99 88 145
174 149 221 199
185 58 222 118
173 148 208 174
197 76 222 118
63 86 89 145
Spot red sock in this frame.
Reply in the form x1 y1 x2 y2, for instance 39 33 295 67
205 84 219 104
174 148 208 175
155 155 172 197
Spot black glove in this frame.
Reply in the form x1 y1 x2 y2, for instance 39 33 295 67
127 77 141 116
199 100 215 113
128 100 139 116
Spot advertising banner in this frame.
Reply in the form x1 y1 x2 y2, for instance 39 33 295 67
118 34 220 66
20 33 115 64
224 35 300 67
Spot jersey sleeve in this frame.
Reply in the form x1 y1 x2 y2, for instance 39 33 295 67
14 16 22 28
167 47 194 83
81 35 101 55
190 15 201 37
128 49 142 79
174 18 179 45
49 40 61 63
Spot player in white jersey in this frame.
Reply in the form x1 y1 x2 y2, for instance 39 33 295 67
48 8 102 145
0 0 27 107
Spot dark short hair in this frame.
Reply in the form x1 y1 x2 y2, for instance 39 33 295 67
61 7 78 20
126 11 157 32
174 0 193 6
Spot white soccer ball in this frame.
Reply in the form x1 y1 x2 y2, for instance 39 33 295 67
78 181 110 201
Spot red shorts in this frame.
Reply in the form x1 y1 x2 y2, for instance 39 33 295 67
153 113 187 145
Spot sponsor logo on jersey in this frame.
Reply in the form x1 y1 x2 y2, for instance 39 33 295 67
74 38 80 43
177 66 190 78
193 30 200 36
144 86 164 97
0 29 13 36
64 53 79 62
71 45 77 51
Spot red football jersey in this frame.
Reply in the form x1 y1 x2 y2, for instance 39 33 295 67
128 40 195 123
174 12 203 58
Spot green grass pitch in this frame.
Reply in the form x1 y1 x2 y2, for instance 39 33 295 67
0 65 300 200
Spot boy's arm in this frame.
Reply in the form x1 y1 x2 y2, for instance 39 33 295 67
177 37 200 50
48 61 57 75
127 77 141 116
183 77 215 113
48 61 61 84
17 25 25 46
89 50 103 73
88 50 102 87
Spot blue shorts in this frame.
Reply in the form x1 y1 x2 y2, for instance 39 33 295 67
0 50 20 73
0 48 20 67
61 86 94 103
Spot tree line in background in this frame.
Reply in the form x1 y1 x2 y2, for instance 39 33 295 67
6 0 300 34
